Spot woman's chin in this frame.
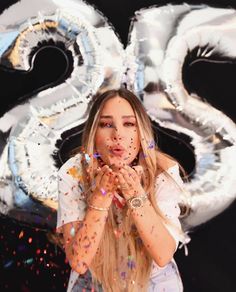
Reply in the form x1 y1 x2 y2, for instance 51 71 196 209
100 154 134 168
107 156 127 168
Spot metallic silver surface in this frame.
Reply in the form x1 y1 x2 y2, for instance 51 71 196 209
0 0 124 228
127 4 236 229
0 1 236 230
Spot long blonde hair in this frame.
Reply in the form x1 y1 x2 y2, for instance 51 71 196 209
79 88 184 291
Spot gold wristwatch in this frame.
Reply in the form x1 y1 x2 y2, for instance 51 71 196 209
127 194 148 209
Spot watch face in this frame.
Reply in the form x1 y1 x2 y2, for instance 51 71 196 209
130 197 142 208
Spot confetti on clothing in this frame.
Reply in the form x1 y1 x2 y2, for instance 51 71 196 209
67 166 83 180
56 153 189 292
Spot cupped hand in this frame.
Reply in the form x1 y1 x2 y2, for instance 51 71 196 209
115 165 145 200
90 165 118 208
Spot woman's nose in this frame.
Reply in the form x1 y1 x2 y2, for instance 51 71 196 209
112 126 124 141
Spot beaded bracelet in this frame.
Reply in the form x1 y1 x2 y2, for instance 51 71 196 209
88 204 109 211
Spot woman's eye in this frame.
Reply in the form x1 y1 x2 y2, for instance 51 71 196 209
124 122 136 127
99 122 113 128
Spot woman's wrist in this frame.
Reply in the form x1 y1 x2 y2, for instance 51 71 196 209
89 189 113 209
122 187 145 201
88 204 109 211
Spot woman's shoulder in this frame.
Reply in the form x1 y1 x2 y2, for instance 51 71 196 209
155 152 184 189
156 151 178 176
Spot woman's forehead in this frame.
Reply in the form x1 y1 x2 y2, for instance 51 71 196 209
101 96 135 115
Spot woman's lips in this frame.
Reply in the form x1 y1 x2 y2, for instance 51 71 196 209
110 148 125 157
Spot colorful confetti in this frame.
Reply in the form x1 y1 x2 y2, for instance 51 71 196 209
148 140 155 149
70 227 75 237
100 188 106 195
3 260 14 269
113 228 122 239
24 258 34 265
127 256 136 270
67 166 82 180
93 152 101 158
139 151 147 159
85 153 91 163
120 271 126 280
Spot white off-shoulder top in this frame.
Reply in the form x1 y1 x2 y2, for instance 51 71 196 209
56 153 188 292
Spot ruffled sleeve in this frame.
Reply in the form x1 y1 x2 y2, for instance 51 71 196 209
155 163 187 252
56 153 87 234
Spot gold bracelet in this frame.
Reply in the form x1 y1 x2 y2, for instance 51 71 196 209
88 204 109 211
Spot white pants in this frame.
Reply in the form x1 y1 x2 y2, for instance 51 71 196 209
71 261 183 292
148 261 183 292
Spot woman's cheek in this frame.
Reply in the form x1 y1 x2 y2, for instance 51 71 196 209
95 134 109 157
95 130 104 146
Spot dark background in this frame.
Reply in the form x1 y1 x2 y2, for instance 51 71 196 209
0 0 236 291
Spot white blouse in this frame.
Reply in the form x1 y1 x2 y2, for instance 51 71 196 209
56 153 187 291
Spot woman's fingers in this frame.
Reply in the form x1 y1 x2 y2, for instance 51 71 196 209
94 164 142 197
94 165 117 195
116 165 144 198
131 165 143 181
101 167 113 189
95 165 109 186
117 172 127 187
121 166 137 183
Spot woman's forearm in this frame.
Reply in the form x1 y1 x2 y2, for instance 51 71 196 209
65 194 111 274
130 200 176 267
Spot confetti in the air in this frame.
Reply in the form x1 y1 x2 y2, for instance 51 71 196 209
85 153 91 163
70 227 75 237
93 152 101 158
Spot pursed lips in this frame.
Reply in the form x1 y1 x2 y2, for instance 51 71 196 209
109 145 125 156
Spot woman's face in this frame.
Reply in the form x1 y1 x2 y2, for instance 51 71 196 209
95 96 140 168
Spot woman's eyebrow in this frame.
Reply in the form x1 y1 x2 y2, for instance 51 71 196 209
100 115 136 118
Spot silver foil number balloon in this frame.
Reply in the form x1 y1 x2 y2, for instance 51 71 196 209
0 1 236 231
126 4 236 229
0 0 124 228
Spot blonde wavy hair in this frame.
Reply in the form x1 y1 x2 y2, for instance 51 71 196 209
78 88 184 291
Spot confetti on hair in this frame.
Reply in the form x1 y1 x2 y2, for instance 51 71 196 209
136 237 143 246
120 271 126 280
91 179 96 189
85 153 91 163
148 140 155 149
113 228 122 239
127 256 136 270
139 152 147 159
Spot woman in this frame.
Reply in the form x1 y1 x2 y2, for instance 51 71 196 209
56 88 189 291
